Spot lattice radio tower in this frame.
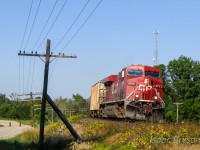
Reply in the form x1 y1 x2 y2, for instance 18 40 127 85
153 30 159 66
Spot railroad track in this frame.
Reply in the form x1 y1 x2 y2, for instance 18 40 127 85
80 117 148 124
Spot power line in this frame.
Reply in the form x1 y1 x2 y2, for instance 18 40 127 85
32 0 59 52
49 0 90 84
19 0 33 95
31 57 36 92
60 0 103 53
23 0 42 51
19 0 103 95
36 0 68 52
49 0 102 83
49 58 59 84
26 57 33 92
53 0 91 52
19 0 33 51
49 0 91 84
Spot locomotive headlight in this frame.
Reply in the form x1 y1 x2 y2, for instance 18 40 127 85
154 96 158 100
135 94 139 99
144 78 148 85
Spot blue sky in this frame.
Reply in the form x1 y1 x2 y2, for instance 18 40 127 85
0 0 200 99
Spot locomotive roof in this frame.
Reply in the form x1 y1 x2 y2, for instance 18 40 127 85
101 75 118 83
123 64 160 72
99 64 160 84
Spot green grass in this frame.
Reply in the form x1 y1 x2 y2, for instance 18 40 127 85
0 129 71 150
0 134 33 150
1 115 200 150
0 114 87 150
68 114 88 124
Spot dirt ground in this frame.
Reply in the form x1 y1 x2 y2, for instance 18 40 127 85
0 120 32 140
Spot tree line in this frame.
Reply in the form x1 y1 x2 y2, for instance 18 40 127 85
156 55 200 122
0 94 31 119
0 94 87 121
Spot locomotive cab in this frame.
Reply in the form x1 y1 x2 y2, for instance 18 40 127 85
90 64 165 121
125 65 165 121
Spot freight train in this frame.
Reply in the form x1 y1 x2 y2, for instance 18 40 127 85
90 64 165 121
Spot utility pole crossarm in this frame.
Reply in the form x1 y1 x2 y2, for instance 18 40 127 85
17 92 42 97
18 52 77 59
50 55 77 58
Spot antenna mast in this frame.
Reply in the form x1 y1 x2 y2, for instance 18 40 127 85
153 30 159 66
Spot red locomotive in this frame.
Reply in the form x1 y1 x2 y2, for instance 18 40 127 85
90 64 165 121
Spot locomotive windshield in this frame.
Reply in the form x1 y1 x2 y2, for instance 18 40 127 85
127 69 143 76
145 71 159 78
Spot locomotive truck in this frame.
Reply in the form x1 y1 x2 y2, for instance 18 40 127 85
90 64 165 121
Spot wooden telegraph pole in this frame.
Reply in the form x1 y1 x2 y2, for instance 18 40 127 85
173 102 183 123
17 92 42 127
18 39 81 150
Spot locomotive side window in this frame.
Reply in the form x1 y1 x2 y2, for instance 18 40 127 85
145 71 159 78
122 70 124 77
127 69 143 76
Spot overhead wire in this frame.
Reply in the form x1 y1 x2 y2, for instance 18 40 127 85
59 0 103 53
49 0 92 83
49 0 103 85
19 0 33 95
19 0 33 51
26 57 33 93
32 0 59 52
30 57 36 92
53 0 91 52
19 0 103 96
36 0 68 52
49 58 59 87
23 0 42 51
23 0 43 95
